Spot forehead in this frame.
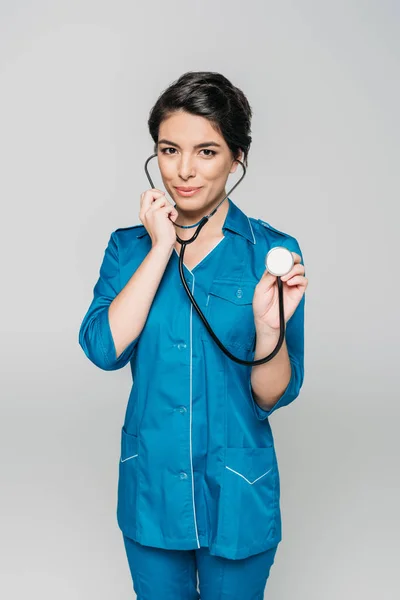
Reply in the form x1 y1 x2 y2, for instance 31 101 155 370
158 111 225 145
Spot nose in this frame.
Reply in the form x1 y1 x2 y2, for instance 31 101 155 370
177 154 196 180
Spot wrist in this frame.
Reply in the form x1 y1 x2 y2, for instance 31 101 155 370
253 324 285 361
152 243 174 256
254 321 280 339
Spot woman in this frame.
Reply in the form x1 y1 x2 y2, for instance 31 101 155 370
79 71 308 599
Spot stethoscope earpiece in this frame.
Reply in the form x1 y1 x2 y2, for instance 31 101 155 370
265 246 294 277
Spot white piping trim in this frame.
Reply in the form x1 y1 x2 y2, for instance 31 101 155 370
247 217 256 245
225 466 272 485
120 454 138 462
188 269 200 547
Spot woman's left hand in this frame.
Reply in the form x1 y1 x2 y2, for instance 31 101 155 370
252 251 308 334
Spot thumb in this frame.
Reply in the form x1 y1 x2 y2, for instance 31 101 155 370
259 270 278 292
168 207 179 223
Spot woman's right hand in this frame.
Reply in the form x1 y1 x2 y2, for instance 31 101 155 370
139 189 179 250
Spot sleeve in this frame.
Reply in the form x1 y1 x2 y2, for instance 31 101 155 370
78 231 140 371
250 235 306 420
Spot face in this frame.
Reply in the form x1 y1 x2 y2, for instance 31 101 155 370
156 110 243 212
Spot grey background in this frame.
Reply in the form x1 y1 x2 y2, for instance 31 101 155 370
1 1 399 598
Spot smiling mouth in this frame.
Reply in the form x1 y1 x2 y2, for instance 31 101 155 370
175 186 202 191
174 187 203 196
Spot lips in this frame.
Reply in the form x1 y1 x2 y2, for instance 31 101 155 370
175 187 202 191
174 186 203 197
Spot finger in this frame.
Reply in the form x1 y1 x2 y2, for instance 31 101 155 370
284 275 308 288
140 188 165 199
165 204 179 222
280 263 305 281
141 189 165 210
141 195 169 222
258 270 278 292
146 195 170 214
140 189 166 213
291 252 302 264
147 203 178 226
261 264 278 279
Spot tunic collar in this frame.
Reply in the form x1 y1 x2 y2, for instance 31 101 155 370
136 198 255 244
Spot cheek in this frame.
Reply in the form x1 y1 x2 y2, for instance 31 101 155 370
202 163 228 184
158 160 175 180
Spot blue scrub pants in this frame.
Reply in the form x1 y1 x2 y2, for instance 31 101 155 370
122 534 278 599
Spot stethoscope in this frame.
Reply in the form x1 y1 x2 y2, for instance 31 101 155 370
144 152 294 366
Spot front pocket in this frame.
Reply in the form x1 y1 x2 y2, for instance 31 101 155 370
225 446 273 483
200 279 257 351
120 426 139 462
117 427 139 533
219 446 278 549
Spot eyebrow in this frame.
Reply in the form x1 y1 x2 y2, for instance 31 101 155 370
157 138 222 149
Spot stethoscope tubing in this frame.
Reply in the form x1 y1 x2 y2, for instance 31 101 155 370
144 152 286 366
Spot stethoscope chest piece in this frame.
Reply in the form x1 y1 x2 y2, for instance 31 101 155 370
265 246 294 277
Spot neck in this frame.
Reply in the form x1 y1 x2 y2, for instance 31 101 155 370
174 194 229 241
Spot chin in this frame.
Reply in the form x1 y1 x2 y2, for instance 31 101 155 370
178 200 208 211
174 195 206 205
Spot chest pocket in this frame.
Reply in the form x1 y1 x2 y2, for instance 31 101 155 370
200 279 257 351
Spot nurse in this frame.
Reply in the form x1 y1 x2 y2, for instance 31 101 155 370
79 70 308 599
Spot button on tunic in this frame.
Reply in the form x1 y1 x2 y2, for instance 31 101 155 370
79 198 305 560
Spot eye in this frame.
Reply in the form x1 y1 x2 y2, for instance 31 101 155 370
200 149 217 157
160 147 177 155
159 147 217 157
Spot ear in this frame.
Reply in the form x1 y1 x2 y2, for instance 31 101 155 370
230 149 244 174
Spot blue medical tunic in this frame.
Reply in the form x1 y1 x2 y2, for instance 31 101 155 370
79 198 305 560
